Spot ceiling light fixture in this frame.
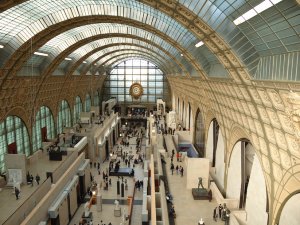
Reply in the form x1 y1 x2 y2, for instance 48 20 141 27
83 61 87 64
0 44 4 48
233 0 283 25
34 51 48 56
180 54 183 57
65 57 72 61
195 41 204 48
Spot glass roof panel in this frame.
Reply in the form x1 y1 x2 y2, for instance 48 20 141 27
87 46 168 63
38 24 179 57
104 55 169 73
26 23 186 73
0 0 198 51
95 49 169 66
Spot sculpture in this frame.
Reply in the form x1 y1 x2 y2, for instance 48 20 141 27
198 177 204 190
114 200 120 210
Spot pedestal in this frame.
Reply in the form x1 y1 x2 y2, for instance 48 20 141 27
114 208 121 217
97 193 102 212
192 188 209 200
82 211 93 223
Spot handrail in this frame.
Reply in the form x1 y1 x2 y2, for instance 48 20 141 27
150 154 157 224
128 175 136 225
3 177 52 225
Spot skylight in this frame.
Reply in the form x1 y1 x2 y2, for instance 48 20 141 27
195 41 204 48
34 52 48 56
234 0 283 25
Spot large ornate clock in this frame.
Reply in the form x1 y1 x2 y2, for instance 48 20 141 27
129 82 143 99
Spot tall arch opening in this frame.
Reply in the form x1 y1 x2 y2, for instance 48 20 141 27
227 140 268 225
194 108 205 157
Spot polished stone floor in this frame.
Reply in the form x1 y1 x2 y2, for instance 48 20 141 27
70 131 145 225
0 129 226 225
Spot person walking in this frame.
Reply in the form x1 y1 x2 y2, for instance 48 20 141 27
180 166 184 177
15 187 20 200
170 163 175 175
176 165 179 175
36 174 40 185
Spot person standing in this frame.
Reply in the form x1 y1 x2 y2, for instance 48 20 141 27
15 187 20 200
176 165 179 175
180 166 184 177
36 174 40 185
170 163 174 175
218 204 223 218
30 174 34 186
213 207 218 221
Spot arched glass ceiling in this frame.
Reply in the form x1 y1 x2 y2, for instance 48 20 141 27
27 38 175 68
0 0 198 51
23 23 199 76
28 24 181 64
62 46 177 75
96 49 168 69
100 54 171 74
41 24 182 56
70 38 176 65
23 23 193 74
208 0 300 55
82 46 173 68
105 53 168 69
180 0 300 78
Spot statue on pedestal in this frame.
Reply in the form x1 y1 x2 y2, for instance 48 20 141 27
192 177 209 200
114 200 120 210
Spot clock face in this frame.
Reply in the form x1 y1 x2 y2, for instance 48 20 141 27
133 86 140 94
129 83 143 99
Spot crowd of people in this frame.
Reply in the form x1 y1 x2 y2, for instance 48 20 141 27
213 203 230 223
26 172 40 186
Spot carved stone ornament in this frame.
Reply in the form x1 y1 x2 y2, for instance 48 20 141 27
286 91 300 138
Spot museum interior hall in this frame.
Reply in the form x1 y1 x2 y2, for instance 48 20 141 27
0 1 300 225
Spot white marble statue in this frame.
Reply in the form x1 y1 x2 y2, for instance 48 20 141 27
114 200 120 210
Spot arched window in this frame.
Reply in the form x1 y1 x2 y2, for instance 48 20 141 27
182 101 185 122
57 100 71 133
103 59 168 103
74 96 82 124
188 103 191 129
85 94 91 112
194 109 205 157
0 116 30 172
94 91 100 106
32 106 55 152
